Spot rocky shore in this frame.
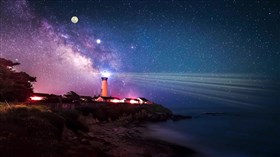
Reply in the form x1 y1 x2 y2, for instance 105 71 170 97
62 118 198 157
0 103 198 157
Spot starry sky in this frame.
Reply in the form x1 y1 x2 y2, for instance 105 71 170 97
0 0 279 107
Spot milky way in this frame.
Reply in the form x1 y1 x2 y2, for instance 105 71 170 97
0 0 279 107
0 0 121 95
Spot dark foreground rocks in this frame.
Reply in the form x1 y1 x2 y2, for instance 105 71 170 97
62 122 198 157
0 104 197 157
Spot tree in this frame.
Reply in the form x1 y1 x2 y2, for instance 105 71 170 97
63 91 80 104
0 58 36 102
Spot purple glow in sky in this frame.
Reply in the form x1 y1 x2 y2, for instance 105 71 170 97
0 0 122 96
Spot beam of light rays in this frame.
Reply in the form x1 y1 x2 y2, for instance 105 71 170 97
130 77 275 94
115 73 279 93
129 79 265 108
114 72 279 107
115 73 278 89
115 72 276 79
132 79 268 102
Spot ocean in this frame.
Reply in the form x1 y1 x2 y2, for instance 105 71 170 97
145 105 280 157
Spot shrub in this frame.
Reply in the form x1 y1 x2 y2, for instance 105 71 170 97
76 103 172 123
59 109 89 133
0 106 63 156
37 112 65 138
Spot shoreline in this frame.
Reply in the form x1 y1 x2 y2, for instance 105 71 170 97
0 104 200 157
61 117 202 157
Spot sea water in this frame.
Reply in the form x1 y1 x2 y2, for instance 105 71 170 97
146 105 280 157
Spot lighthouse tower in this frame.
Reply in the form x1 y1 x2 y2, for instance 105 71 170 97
101 77 108 97
100 71 110 97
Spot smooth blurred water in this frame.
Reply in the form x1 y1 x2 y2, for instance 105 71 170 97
146 105 280 157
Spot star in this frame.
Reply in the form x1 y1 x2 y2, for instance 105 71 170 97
96 39 101 44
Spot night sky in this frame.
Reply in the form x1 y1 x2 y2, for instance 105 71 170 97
0 0 279 107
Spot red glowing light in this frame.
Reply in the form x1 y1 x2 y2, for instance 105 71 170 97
30 96 44 101
110 99 120 103
129 99 139 104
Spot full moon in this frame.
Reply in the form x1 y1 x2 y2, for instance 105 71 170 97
71 16 78 24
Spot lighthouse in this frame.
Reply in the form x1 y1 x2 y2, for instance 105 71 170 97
101 77 108 97
100 71 110 97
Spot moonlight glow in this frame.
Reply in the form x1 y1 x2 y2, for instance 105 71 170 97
71 16 78 24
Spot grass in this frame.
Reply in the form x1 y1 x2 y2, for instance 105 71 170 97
0 104 64 156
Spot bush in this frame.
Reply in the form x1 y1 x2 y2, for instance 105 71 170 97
76 105 108 121
59 110 89 133
37 112 65 138
0 105 64 156
76 103 173 123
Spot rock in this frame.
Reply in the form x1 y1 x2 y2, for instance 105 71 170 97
87 132 94 138
95 118 100 123
62 127 76 140
81 138 90 144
